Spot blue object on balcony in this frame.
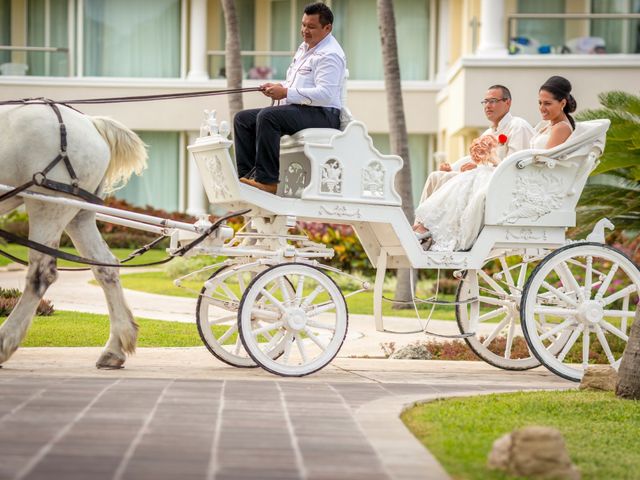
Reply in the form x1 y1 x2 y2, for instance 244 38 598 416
538 45 552 54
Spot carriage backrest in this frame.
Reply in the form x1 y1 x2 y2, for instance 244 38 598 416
484 119 610 228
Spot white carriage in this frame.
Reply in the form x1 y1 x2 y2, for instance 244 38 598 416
183 115 639 381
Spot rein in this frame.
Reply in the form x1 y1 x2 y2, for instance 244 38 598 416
0 87 263 106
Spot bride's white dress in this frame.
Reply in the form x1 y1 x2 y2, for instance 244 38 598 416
415 122 555 252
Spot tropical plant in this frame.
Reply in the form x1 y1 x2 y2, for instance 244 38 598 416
377 0 415 307
573 91 640 238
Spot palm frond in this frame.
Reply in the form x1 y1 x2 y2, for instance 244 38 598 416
598 91 640 116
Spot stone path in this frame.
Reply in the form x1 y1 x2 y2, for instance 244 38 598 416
0 349 574 480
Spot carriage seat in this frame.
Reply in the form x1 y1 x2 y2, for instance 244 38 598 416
483 119 610 228
280 127 343 149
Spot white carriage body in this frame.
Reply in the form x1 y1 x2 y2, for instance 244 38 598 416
188 118 610 272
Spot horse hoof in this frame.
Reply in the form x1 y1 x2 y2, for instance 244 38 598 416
96 352 125 370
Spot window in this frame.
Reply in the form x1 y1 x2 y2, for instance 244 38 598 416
116 132 181 212
332 0 431 80
0 0 10 65
83 0 181 77
210 0 432 81
27 0 69 76
211 0 255 78
591 0 640 53
512 0 640 54
516 0 566 52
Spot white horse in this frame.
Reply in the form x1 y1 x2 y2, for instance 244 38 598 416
0 102 147 369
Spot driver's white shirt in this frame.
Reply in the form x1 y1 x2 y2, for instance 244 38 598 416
283 34 346 110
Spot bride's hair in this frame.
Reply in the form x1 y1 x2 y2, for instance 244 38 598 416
540 76 577 129
470 135 499 166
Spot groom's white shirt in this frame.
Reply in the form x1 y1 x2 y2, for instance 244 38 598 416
477 112 535 164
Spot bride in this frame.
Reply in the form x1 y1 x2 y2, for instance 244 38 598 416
413 76 577 252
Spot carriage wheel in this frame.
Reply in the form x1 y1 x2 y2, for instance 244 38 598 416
238 263 348 377
521 243 640 382
456 251 545 370
196 263 265 367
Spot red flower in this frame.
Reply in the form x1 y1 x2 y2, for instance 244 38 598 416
498 134 508 144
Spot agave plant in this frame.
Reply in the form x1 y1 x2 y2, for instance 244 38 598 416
573 91 640 238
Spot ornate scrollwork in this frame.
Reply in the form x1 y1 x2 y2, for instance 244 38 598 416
320 158 343 194
429 252 469 267
204 153 232 199
283 162 307 198
499 170 565 224
505 228 548 241
362 160 385 197
318 205 361 218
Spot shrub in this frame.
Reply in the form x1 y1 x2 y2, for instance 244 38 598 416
163 255 224 282
0 288 54 316
295 221 371 273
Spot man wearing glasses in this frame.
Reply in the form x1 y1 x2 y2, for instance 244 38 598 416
419 85 534 202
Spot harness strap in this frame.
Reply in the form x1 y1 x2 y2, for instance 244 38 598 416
36 177 104 205
0 209 250 269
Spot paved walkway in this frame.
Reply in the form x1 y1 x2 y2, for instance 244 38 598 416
0 267 575 479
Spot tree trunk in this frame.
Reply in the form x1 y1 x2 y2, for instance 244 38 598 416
377 0 415 307
221 0 243 122
616 307 640 400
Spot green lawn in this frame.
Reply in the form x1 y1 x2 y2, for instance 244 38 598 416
0 310 204 347
116 271 460 320
402 390 640 480
0 244 169 268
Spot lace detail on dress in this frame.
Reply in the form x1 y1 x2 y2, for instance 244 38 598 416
415 165 494 252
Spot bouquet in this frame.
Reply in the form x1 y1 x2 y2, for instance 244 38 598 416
469 135 499 166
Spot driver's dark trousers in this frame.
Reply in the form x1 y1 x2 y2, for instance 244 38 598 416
233 104 340 185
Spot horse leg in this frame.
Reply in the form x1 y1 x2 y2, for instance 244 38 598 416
65 210 137 369
0 201 75 365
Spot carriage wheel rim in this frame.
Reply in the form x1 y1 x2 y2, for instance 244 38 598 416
238 263 348 377
196 263 265 368
521 243 640 382
456 252 542 370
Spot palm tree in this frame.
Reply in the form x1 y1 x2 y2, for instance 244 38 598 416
377 0 415 307
221 0 243 121
577 91 640 400
617 309 640 400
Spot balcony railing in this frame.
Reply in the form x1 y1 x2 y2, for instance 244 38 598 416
0 45 72 77
506 13 640 55
207 50 295 80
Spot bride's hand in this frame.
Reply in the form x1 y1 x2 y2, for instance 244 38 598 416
460 161 477 172
439 162 451 172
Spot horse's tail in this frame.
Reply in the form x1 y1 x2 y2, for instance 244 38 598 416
90 116 148 192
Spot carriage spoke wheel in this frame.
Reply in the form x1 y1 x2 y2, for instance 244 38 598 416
238 263 348 377
521 243 640 382
456 251 547 370
196 263 268 368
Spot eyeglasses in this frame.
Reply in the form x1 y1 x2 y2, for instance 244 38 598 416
481 98 507 105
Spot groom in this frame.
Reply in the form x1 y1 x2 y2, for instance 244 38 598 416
419 85 534 202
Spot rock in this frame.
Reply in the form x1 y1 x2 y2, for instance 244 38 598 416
390 342 432 360
488 426 580 479
487 432 512 470
580 365 618 391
